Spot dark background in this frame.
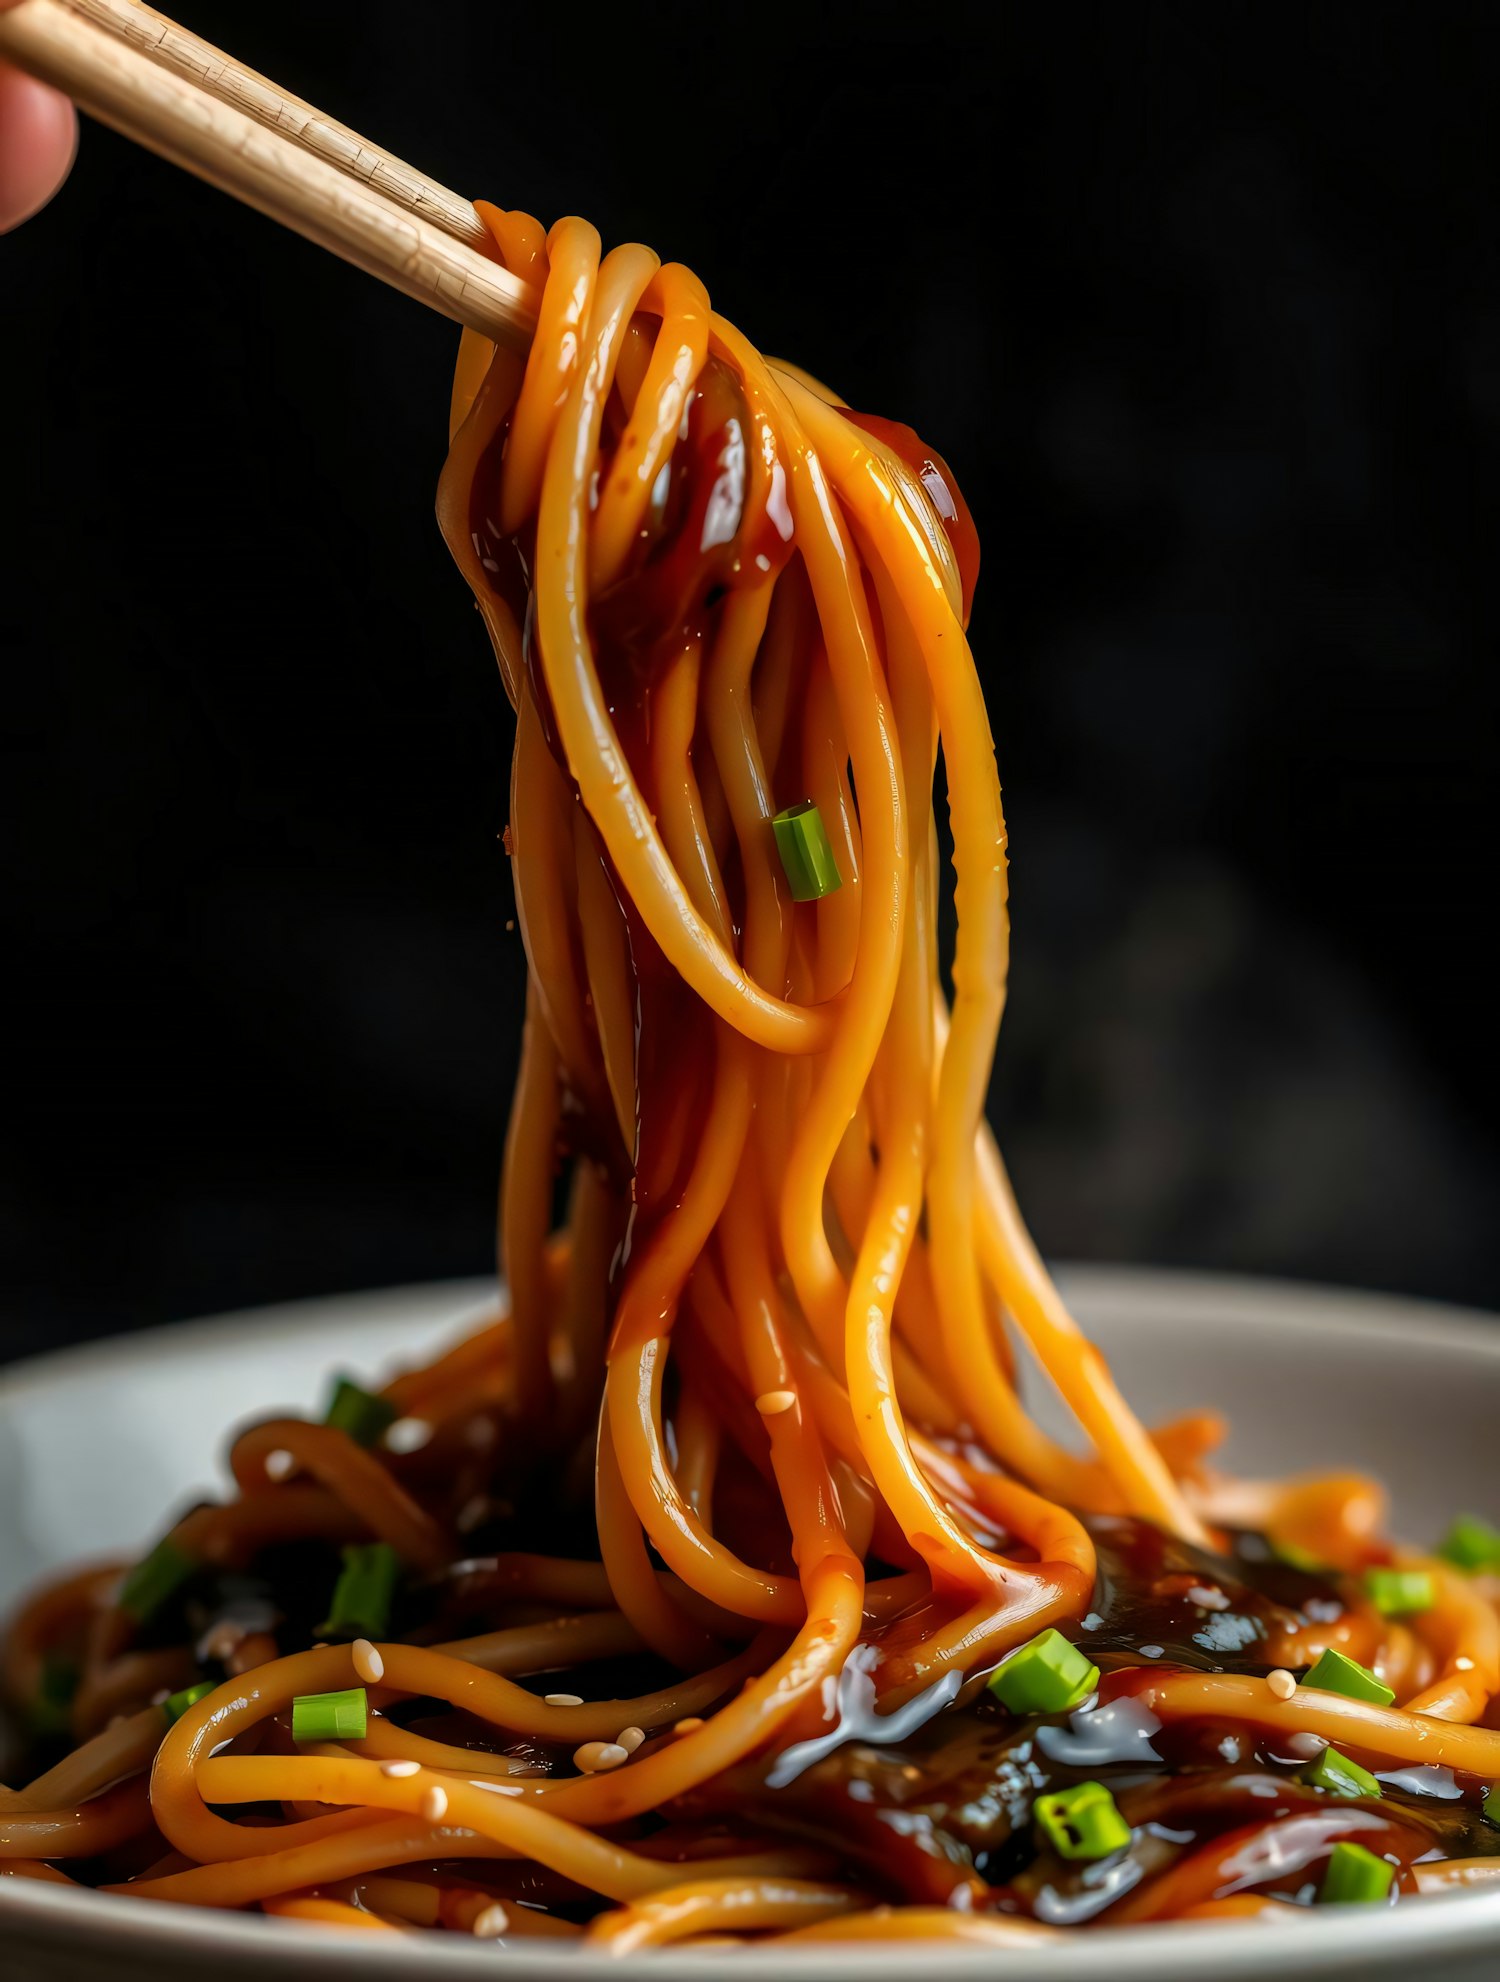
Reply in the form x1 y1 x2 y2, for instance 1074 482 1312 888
2 0 1497 1365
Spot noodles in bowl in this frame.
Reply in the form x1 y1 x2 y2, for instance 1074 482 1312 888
2 208 1497 1948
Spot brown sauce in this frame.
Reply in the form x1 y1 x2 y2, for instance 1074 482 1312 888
677 1517 1500 1920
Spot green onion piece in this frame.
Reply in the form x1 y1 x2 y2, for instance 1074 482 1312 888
118 1538 195 1624
1302 1648 1395 1708
1484 1785 1500 1825
771 801 842 903
1270 1537 1326 1574
164 1679 217 1725
1436 1515 1500 1574
1032 1781 1133 1861
39 1652 78 1707
32 1653 79 1735
1364 1568 1435 1618
291 1686 368 1743
1302 1746 1382 1799
323 1376 398 1449
317 1542 399 1641
1318 1840 1395 1905
987 1628 1100 1717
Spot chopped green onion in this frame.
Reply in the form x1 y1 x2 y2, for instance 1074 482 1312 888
1270 1537 1326 1574
1032 1781 1133 1861
323 1376 398 1449
291 1686 368 1743
119 1538 195 1624
1302 1648 1395 1708
1436 1515 1500 1574
1318 1840 1395 1905
164 1679 217 1724
317 1543 399 1641
771 801 842 903
1364 1568 1435 1618
987 1628 1099 1717
1302 1746 1382 1800
1482 1785 1499 1826
32 1653 79 1736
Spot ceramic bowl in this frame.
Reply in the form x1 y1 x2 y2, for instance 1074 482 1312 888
1 1268 1497 1979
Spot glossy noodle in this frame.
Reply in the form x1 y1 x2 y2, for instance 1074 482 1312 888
3 209 1497 1941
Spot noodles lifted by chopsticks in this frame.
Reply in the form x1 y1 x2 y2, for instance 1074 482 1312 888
3 209 1497 1941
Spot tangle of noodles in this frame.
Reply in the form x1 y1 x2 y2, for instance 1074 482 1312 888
3 209 1497 1942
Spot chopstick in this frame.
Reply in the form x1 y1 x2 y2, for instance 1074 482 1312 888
57 0 493 255
0 0 536 350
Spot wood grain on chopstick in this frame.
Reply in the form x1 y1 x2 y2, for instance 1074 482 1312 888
58 0 493 254
0 0 535 349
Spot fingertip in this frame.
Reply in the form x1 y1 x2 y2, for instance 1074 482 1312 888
0 63 78 234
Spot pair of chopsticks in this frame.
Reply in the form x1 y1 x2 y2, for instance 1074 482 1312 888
0 0 537 349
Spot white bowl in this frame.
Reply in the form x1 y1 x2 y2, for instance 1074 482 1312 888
1 1269 1497 1980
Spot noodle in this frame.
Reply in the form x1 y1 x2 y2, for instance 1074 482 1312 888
2 202 1496 1943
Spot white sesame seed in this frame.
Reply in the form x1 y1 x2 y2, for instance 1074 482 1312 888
754 1389 796 1416
420 1784 449 1822
1266 1669 1297 1700
1456 1656 1475 1671
381 1759 420 1778
385 1417 432 1455
473 1903 509 1938
573 1740 629 1773
457 1495 489 1534
352 1640 384 1685
674 1717 704 1735
1186 1585 1230 1612
200 1621 247 1662
1285 1733 1324 1760
544 1692 583 1707
616 1725 646 1753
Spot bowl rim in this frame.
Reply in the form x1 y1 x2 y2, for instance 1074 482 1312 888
1 1868 1499 1978
1 1267 1497 1977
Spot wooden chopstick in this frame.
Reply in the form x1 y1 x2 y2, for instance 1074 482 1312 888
0 0 536 350
57 0 493 255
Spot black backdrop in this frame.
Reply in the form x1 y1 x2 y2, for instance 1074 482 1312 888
2 0 1497 1365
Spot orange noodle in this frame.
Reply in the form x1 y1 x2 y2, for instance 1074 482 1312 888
3 203 1496 1940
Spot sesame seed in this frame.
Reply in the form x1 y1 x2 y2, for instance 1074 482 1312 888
421 1785 449 1822
1456 1656 1475 1672
755 1389 796 1416
616 1725 646 1753
381 1759 420 1778
1285 1733 1324 1760
573 1740 629 1773
1267 1669 1297 1700
200 1621 246 1662
674 1717 704 1735
544 1692 583 1707
1186 1585 1230 1612
473 1903 509 1938
352 1639 384 1685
